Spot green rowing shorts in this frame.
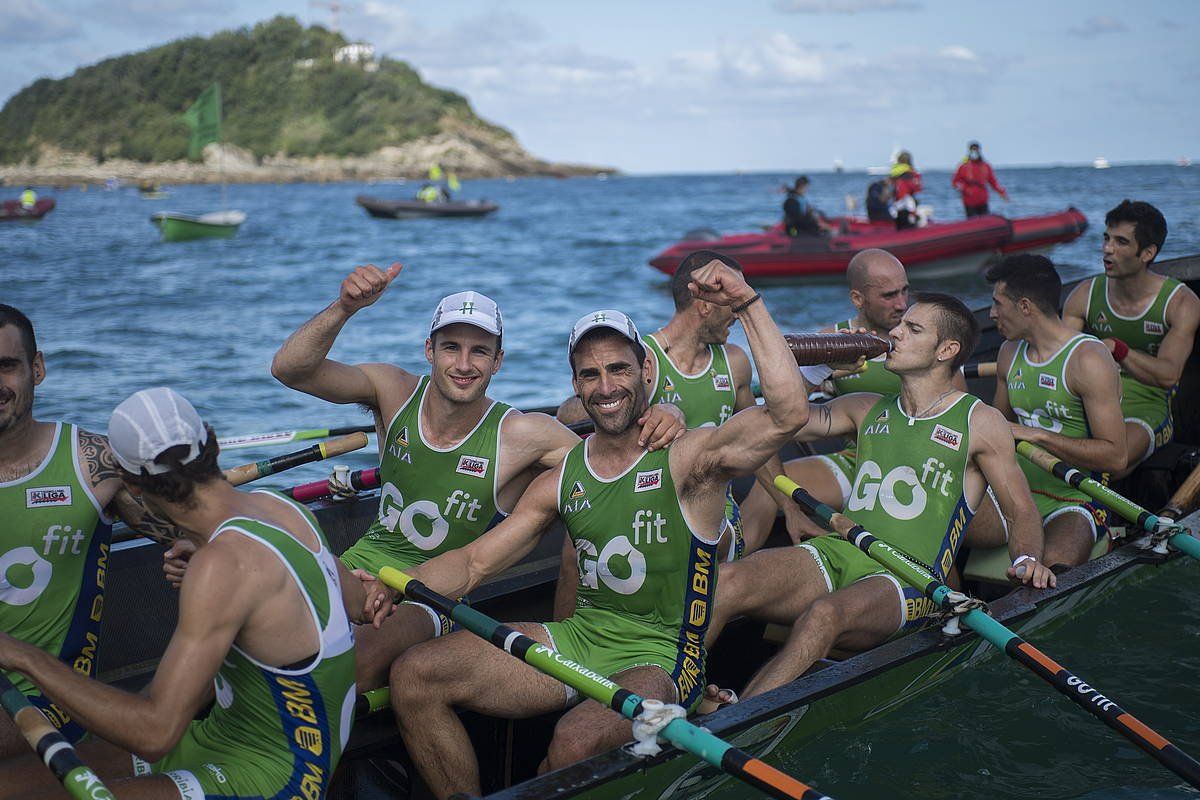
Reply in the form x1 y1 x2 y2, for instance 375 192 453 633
799 536 938 636
815 447 857 503
1121 384 1174 465
542 608 706 713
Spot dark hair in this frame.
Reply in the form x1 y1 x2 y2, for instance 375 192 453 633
0 304 37 364
568 328 646 373
794 175 810 187
119 425 223 506
985 254 1061 316
671 250 743 310
911 292 979 371
1105 200 1167 260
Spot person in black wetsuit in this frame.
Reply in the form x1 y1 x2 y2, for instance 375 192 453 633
865 179 892 222
782 176 825 236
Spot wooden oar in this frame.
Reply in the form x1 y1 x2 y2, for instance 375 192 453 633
1015 441 1200 560
283 467 381 503
0 673 114 800
1158 458 1200 522
217 424 374 451
775 476 1200 789
377 568 834 800
962 361 997 379
222 432 369 487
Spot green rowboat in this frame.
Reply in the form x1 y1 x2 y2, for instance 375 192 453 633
150 210 245 242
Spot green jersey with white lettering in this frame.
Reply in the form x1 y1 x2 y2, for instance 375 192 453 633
1084 275 1182 449
1006 334 1103 514
644 334 735 428
340 376 514 574
830 318 902 396
0 422 110 737
846 394 979 580
556 441 720 706
145 491 356 798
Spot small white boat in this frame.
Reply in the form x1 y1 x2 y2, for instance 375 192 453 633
1093 157 1111 169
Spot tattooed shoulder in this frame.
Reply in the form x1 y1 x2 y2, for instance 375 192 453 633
78 428 122 490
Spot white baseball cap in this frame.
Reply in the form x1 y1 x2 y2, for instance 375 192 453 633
567 309 641 357
429 291 503 339
108 387 207 475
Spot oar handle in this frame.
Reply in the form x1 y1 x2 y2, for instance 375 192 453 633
0 674 114 800
284 467 381 503
376 567 833 800
223 432 368 486
962 361 997 379
1160 459 1200 520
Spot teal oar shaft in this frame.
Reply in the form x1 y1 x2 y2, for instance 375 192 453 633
0 674 114 800
777 477 1200 789
378 568 831 800
1015 441 1200 560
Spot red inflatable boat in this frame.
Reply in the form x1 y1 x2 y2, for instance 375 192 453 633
648 208 1087 281
0 198 56 221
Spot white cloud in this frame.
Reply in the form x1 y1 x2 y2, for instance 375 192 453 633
0 0 81 44
775 0 921 14
1068 16 1129 37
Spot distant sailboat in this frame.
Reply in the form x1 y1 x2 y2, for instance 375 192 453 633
152 83 246 242
1092 156 1111 170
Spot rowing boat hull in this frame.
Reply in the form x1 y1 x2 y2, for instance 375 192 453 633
151 211 244 242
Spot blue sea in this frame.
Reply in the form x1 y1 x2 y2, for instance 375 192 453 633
3 165 1199 799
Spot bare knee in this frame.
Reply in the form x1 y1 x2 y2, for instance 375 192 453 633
545 718 619 770
800 595 843 635
389 641 449 710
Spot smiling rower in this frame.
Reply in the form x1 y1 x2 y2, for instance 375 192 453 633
267 265 684 692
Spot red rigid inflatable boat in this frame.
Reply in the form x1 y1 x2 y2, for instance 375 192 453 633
0 197 55 221
648 207 1087 281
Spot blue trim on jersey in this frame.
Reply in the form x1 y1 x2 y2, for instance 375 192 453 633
267 670 335 800
933 494 973 581
669 540 718 709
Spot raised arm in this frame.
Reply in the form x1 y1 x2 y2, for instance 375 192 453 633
0 541 249 761
1107 287 1200 390
673 262 808 483
271 263 414 407
406 466 562 600
969 404 1055 589
1010 341 1126 474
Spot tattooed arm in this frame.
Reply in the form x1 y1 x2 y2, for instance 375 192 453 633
78 429 179 542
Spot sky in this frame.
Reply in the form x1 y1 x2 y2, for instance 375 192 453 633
4 0 1197 173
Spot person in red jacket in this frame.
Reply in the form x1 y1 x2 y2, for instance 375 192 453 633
952 141 1008 217
888 150 923 230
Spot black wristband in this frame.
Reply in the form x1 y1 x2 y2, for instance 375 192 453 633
732 293 761 314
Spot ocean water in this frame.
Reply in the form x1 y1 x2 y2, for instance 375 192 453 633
3 165 1199 798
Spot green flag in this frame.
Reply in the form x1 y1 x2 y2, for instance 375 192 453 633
183 83 222 160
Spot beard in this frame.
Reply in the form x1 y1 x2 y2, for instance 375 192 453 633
586 380 648 436
0 381 33 437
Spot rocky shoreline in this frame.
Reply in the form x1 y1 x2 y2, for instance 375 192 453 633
0 124 614 187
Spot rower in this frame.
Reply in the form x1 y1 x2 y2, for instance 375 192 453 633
969 254 1127 568
738 249 965 550
0 305 179 759
558 249 787 561
707 293 1055 699
1063 200 1200 477
389 258 809 798
0 388 382 799
270 265 683 690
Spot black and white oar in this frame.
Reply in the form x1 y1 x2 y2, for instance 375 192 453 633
378 568 834 800
0 673 114 800
221 432 369 487
776 475 1200 789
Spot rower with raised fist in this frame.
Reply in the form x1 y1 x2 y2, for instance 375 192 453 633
270 263 684 691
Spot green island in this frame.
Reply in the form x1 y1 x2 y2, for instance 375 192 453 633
0 16 607 184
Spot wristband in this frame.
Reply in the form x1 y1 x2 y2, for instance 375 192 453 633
1110 338 1129 363
799 364 834 386
731 293 762 314
1012 554 1037 569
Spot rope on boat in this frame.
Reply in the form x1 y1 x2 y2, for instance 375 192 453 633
630 699 688 756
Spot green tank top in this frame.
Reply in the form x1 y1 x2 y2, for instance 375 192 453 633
1084 275 1183 408
846 394 979 579
188 491 356 794
557 441 720 644
644 334 735 428
363 376 513 567
0 423 111 701
830 318 902 396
